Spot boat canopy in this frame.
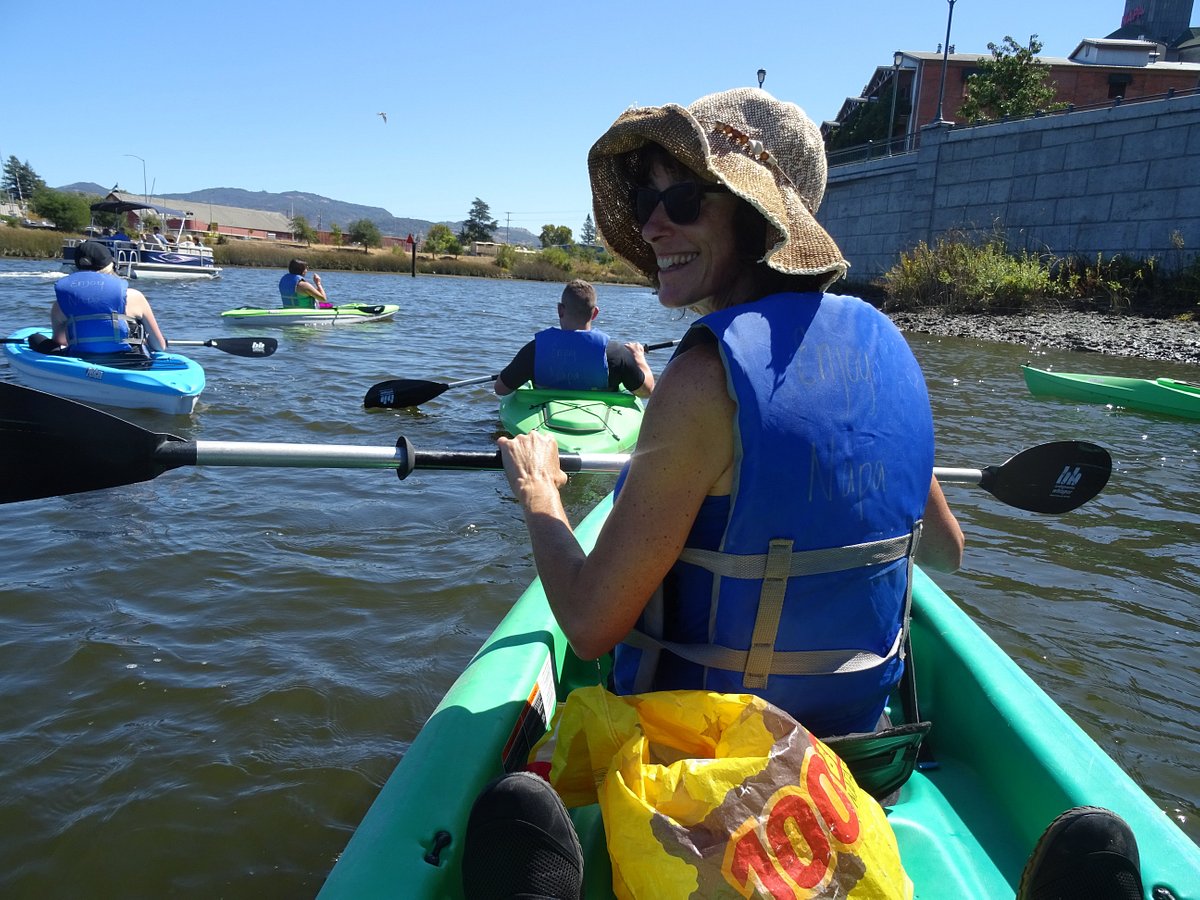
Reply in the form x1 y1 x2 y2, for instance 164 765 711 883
90 200 157 214
89 199 189 217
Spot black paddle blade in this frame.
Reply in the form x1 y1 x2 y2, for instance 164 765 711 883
210 337 278 358
363 379 449 410
980 440 1111 514
0 383 189 504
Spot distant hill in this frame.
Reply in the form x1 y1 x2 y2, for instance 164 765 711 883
55 183 540 247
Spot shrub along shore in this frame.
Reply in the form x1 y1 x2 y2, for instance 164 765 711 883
3 226 1196 362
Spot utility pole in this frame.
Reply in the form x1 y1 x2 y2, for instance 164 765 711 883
505 212 511 245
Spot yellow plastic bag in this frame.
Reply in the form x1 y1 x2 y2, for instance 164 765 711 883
529 686 911 900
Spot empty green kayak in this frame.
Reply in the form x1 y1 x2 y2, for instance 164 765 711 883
498 387 644 454
318 493 1200 899
1023 365 1200 420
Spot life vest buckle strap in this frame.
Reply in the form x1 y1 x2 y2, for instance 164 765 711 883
742 538 793 689
678 531 913 579
621 627 903 677
64 312 143 347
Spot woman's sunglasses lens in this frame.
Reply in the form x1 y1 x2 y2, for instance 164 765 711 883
634 184 702 226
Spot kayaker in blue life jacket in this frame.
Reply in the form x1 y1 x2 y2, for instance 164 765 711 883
494 279 655 398
466 86 1147 900
501 88 963 738
279 258 331 309
50 240 167 355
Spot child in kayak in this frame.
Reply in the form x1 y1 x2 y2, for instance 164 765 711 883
51 240 168 356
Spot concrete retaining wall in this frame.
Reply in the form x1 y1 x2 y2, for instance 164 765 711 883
818 92 1200 280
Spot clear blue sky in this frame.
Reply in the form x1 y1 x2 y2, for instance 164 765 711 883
5 0 1183 234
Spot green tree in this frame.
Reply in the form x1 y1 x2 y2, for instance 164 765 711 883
959 35 1065 123
424 223 462 256
30 187 89 231
539 224 574 249
290 213 316 245
348 218 382 252
329 223 343 246
2 157 46 204
458 197 498 244
580 214 597 245
495 245 517 271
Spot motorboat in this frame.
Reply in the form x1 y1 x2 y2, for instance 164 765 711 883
60 200 222 281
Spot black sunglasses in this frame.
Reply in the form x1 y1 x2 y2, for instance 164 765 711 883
631 182 727 227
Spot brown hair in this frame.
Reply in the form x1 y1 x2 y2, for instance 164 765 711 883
288 258 308 275
559 279 598 325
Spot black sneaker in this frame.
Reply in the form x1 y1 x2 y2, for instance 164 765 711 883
462 771 584 900
1018 806 1144 900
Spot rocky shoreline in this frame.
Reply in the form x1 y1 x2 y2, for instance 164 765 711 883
887 310 1200 366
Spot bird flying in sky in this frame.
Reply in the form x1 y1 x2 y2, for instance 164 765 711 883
377 112 387 124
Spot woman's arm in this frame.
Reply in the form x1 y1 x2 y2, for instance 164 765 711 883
298 275 328 303
915 476 964 573
499 344 734 659
126 288 167 350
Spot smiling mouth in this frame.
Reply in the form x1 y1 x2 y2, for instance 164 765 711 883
657 253 697 271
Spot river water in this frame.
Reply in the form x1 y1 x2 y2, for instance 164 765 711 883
0 259 1196 896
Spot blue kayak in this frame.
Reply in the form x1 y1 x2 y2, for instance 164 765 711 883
3 327 205 414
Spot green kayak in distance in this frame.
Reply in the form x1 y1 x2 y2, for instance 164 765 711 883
220 303 399 327
318 493 1200 899
1023 365 1200 420
498 386 644 455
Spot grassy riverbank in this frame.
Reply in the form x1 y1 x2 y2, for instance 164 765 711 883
5 224 1197 317
0 225 649 286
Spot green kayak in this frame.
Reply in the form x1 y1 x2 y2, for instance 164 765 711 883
220 303 399 327
318 494 1200 899
1023 365 1200 420
498 387 644 454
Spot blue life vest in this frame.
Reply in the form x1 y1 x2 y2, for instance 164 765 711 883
614 292 934 737
54 270 132 354
279 273 314 308
532 328 610 390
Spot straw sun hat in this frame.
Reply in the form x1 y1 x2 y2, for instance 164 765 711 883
587 87 848 284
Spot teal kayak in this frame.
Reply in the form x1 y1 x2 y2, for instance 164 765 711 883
1023 365 1200 420
220 303 399 327
318 494 1200 899
3 327 205 414
498 387 644 454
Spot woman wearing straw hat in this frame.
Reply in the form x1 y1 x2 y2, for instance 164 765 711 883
503 87 963 733
468 88 1141 899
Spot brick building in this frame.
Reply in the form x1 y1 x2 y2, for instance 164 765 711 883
825 0 1200 152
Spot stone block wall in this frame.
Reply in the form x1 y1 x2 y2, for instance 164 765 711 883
818 92 1200 280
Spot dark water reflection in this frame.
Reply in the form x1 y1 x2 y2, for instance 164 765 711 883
0 260 1195 896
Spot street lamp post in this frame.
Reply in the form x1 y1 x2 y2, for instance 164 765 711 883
888 52 903 154
757 68 766 89
934 0 957 123
124 153 147 206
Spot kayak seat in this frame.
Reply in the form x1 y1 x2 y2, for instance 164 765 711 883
825 720 932 802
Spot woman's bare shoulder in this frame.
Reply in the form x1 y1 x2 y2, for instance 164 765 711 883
631 341 734 488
